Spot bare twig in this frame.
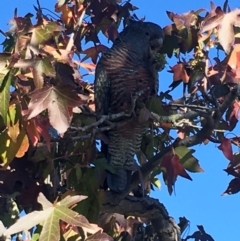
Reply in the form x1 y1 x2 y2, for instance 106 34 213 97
151 111 199 124
165 103 214 112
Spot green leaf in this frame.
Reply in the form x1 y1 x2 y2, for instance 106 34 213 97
75 164 83 182
5 192 99 238
7 103 21 142
0 196 19 228
32 233 40 241
0 70 11 124
147 97 169 116
30 22 65 46
55 206 100 233
0 104 26 167
40 212 60 241
160 34 179 58
59 195 87 208
5 210 52 236
179 28 198 54
151 177 161 189
92 157 116 174
174 146 204 173
32 57 56 89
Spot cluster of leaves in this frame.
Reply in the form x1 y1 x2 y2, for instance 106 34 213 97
158 1 240 196
0 193 107 241
0 0 240 240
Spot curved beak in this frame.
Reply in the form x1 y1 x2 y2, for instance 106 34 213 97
150 37 164 52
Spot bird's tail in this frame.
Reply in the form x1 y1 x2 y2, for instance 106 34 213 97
106 168 132 194
101 139 132 193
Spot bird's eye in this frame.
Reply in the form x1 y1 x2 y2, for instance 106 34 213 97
145 32 150 36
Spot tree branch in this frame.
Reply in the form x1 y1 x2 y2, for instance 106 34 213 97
131 84 239 190
101 192 181 241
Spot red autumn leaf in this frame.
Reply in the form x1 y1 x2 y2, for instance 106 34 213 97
227 44 240 70
26 119 40 146
218 137 234 162
232 101 240 120
171 63 190 83
218 9 240 54
222 178 240 195
200 6 224 34
160 152 192 195
57 4 73 25
15 134 29 158
229 136 240 147
177 129 185 139
225 103 238 130
81 45 109 64
235 51 240 78
35 116 51 151
200 6 240 54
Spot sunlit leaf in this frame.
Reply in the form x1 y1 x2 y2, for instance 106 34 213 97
151 177 161 190
38 192 54 210
0 104 27 167
55 206 101 234
174 146 204 173
26 119 40 146
27 85 89 134
39 212 60 241
5 192 100 238
75 61 96 73
32 56 56 89
7 103 21 142
5 209 53 236
171 63 190 83
15 133 29 158
200 12 224 33
59 195 88 208
30 22 65 46
0 221 6 237
0 70 12 125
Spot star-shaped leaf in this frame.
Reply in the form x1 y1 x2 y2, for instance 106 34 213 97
30 22 65 46
27 85 89 134
5 193 101 241
32 56 56 89
160 151 192 195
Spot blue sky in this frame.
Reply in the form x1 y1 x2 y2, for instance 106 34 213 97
0 0 240 240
